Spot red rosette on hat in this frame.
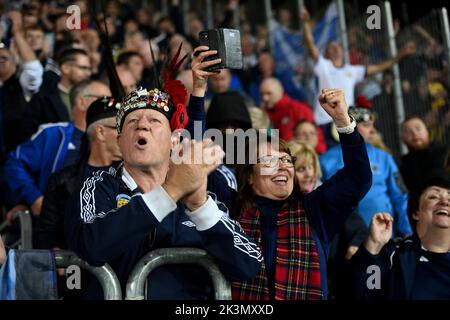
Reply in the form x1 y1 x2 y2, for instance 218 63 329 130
170 103 189 130
355 95 372 109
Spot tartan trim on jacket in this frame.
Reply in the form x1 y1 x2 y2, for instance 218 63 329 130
231 200 323 300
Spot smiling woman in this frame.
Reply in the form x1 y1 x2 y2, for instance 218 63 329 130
347 175 450 300
231 88 372 300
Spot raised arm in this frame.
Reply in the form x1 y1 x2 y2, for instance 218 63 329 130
305 89 372 242
366 41 416 76
8 11 43 96
186 46 221 136
345 213 394 300
8 11 38 62
300 8 319 62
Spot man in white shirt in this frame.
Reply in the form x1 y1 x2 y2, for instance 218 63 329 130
301 8 416 146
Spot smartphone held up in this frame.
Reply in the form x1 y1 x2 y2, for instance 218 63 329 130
198 28 243 72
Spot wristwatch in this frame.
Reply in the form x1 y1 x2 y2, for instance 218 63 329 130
335 115 356 134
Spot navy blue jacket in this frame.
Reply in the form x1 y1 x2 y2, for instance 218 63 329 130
20 83 70 141
65 165 262 299
297 130 372 298
346 235 450 300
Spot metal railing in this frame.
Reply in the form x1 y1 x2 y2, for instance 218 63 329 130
54 250 122 300
0 210 33 249
125 248 232 300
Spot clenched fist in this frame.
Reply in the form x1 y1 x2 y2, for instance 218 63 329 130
318 88 351 128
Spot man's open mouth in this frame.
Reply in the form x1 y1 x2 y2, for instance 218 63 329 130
137 138 147 146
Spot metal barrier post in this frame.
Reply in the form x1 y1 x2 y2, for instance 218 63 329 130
182 0 190 35
264 0 273 55
384 1 407 155
54 250 122 300
440 7 450 89
125 248 232 300
233 1 240 30
336 0 350 64
0 210 33 249
161 0 169 16
16 211 32 249
206 0 213 29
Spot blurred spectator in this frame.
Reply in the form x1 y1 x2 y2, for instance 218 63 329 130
3 80 110 219
24 24 50 66
206 69 244 101
74 0 90 31
136 7 158 38
241 33 258 70
400 116 449 193
249 52 307 106
123 33 162 88
328 210 368 299
117 51 144 84
34 96 121 250
116 68 137 95
205 91 252 210
321 102 412 237
426 76 449 144
292 119 327 154
301 7 416 148
287 140 322 193
0 12 43 154
259 77 316 142
347 176 450 300
255 24 269 53
235 33 259 94
79 29 101 76
186 17 203 48
21 48 91 140
277 8 293 30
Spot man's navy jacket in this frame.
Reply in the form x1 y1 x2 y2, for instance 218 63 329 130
65 165 262 299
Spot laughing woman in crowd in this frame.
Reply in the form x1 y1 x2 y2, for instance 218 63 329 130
287 140 323 193
231 89 372 299
347 175 450 300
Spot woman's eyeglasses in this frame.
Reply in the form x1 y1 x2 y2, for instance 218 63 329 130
257 155 296 168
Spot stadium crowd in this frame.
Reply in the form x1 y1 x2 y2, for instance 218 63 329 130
0 0 449 300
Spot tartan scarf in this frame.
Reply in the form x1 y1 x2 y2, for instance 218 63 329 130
231 200 323 300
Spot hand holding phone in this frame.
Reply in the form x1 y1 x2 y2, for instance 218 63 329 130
198 28 243 72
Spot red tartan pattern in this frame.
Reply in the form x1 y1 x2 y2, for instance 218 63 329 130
231 201 323 300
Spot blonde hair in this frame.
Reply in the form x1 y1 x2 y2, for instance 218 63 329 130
371 131 392 154
287 140 322 180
